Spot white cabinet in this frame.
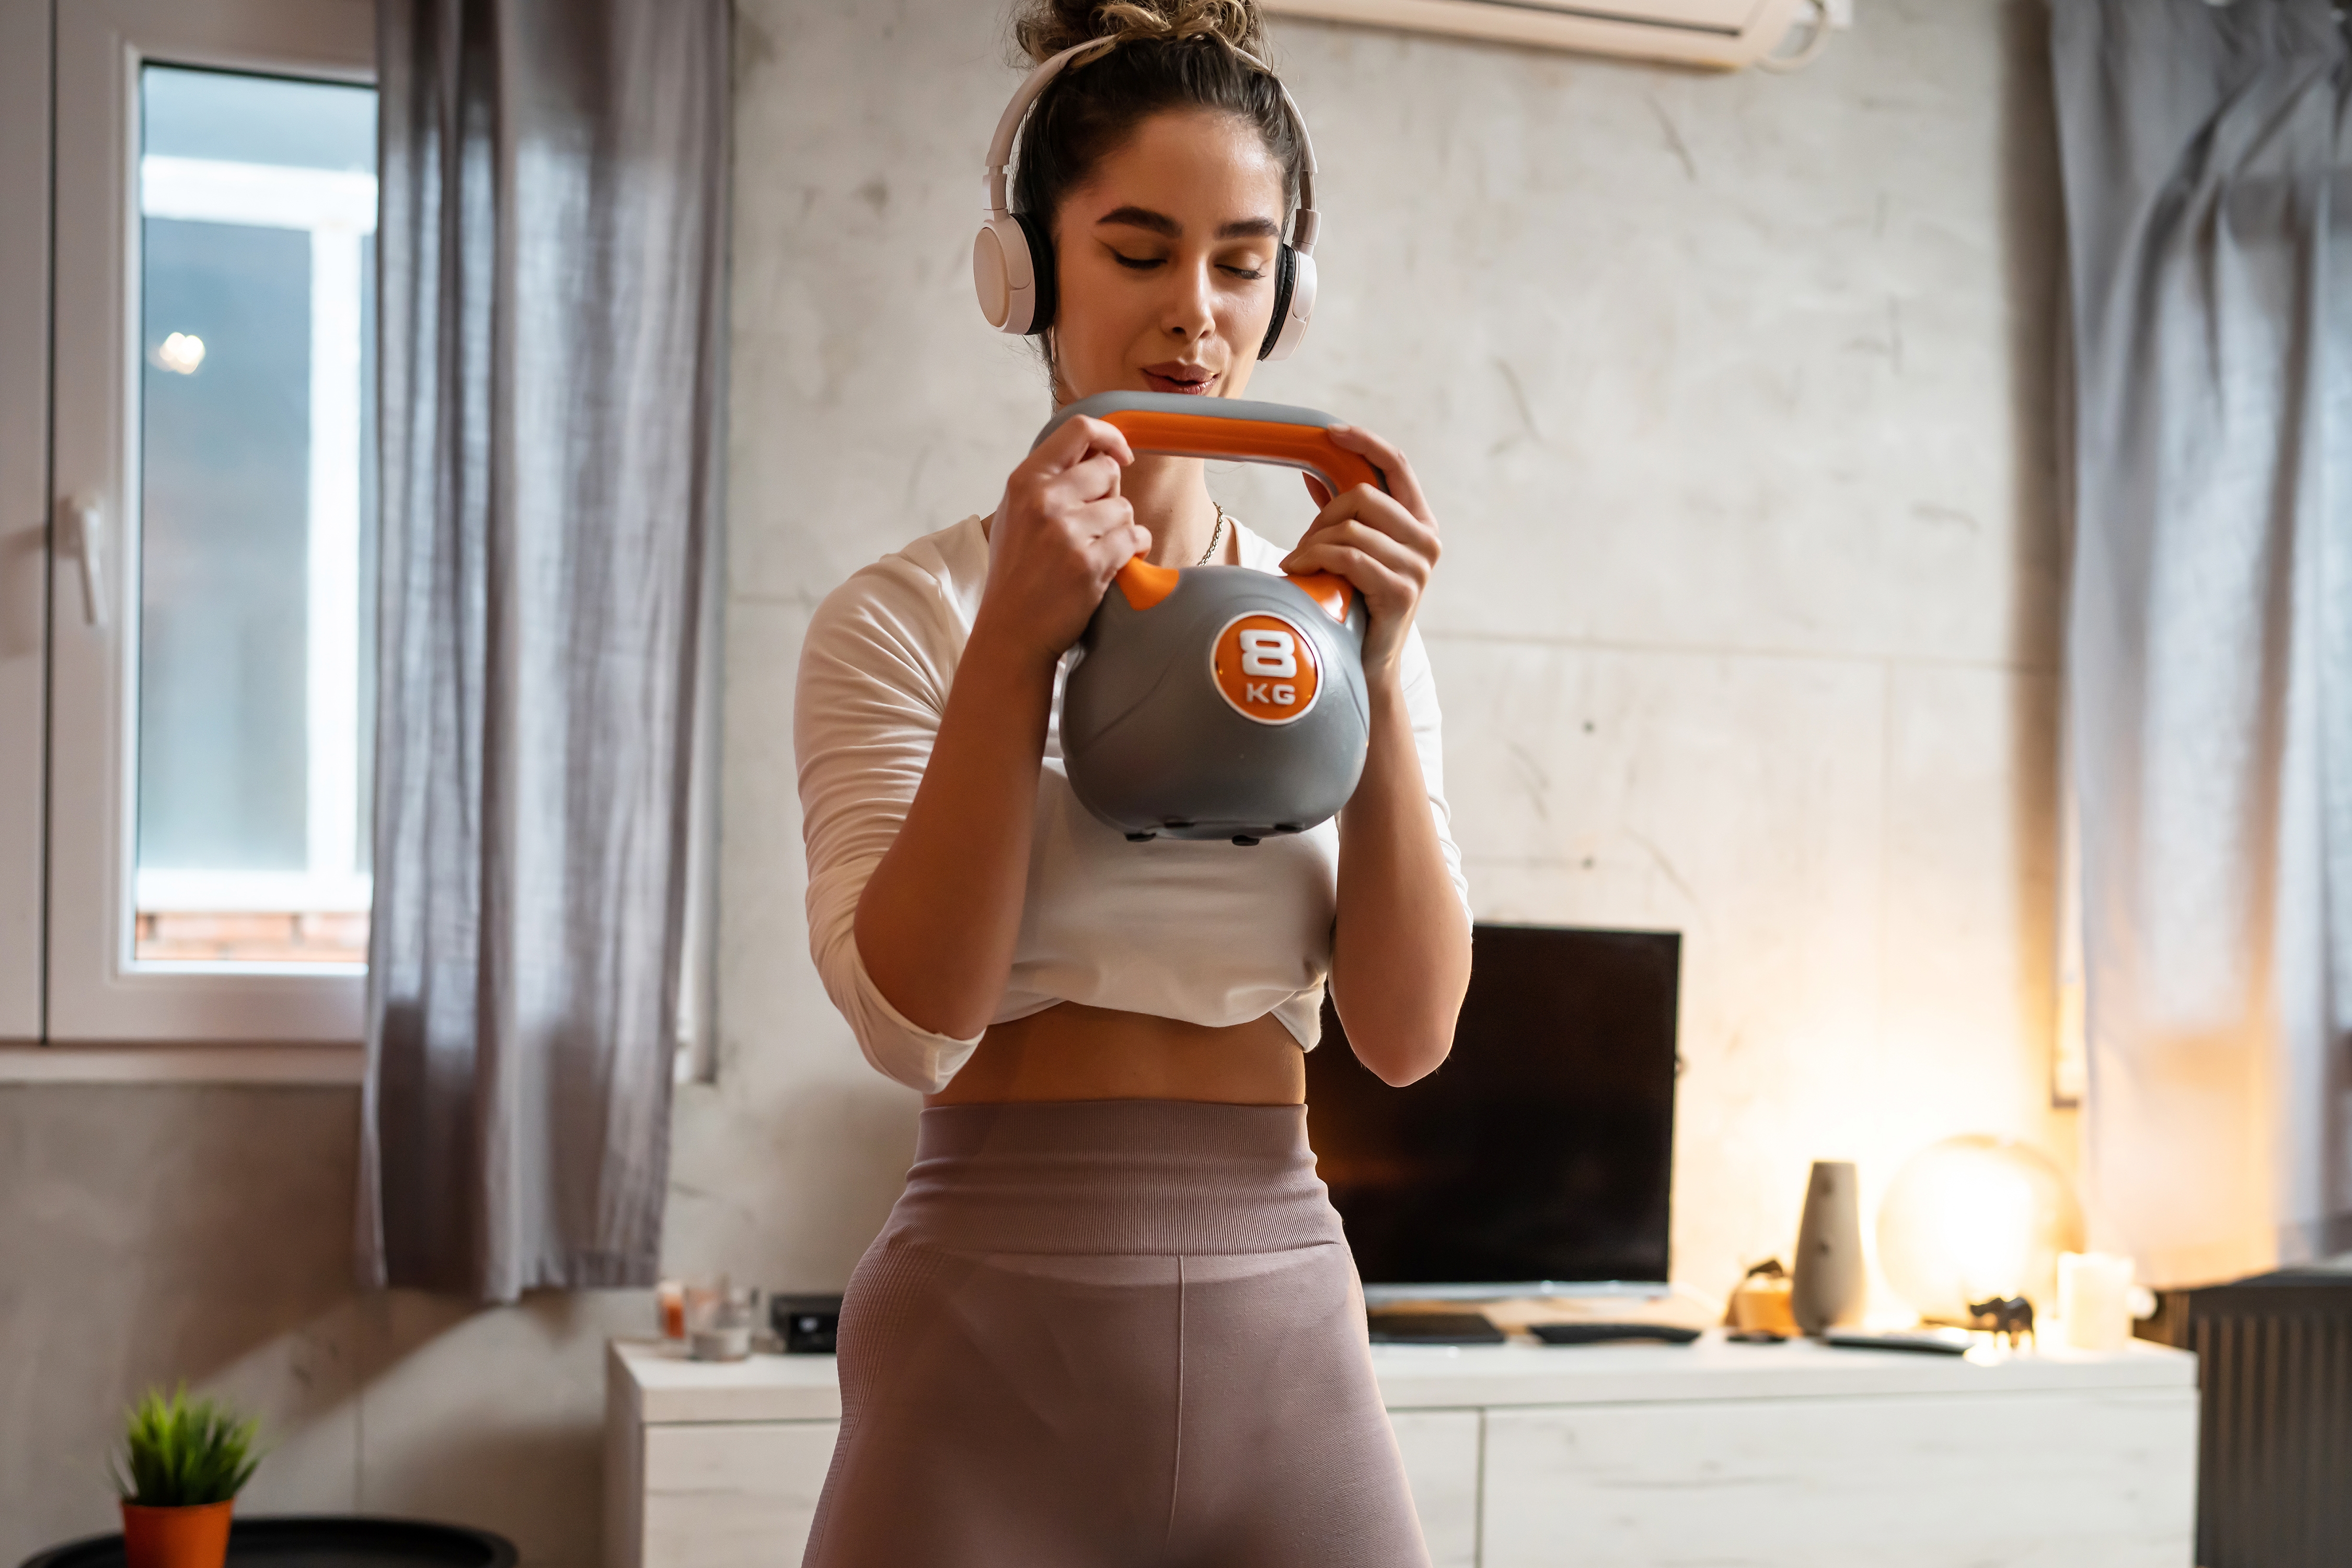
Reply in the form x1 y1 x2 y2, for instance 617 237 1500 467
607 1336 2199 1568
605 1344 843 1568
643 1423 839 1568
1387 1409 1482 1568
1479 1390 2197 1568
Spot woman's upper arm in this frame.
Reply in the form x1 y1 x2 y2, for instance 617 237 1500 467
794 566 984 1091
1398 624 1472 920
795 565 952 875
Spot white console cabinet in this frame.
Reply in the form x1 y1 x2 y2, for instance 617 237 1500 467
606 1334 2197 1568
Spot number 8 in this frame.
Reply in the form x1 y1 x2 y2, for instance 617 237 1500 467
1239 629 1297 679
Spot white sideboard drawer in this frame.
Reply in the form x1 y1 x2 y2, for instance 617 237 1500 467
1388 1409 1481 1568
642 1421 840 1568
1481 1388 2198 1568
640 1410 1475 1565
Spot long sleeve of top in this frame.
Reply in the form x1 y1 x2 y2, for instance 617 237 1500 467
794 512 1470 1093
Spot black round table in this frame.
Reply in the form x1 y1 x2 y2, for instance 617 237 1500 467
18 1517 517 1568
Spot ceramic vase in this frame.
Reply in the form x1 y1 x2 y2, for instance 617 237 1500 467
120 1499 234 1568
1790 1160 1866 1334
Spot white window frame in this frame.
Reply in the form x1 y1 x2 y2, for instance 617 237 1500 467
32 0 375 1069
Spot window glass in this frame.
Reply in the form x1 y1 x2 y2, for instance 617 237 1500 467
134 65 376 966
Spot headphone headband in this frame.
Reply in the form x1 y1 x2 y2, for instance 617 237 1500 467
982 37 1319 257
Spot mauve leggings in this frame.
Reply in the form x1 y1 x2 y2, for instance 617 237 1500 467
799 1099 1432 1568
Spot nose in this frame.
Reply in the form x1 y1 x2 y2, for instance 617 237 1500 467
1162 256 1216 343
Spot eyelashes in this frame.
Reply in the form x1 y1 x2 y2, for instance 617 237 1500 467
1108 250 1267 282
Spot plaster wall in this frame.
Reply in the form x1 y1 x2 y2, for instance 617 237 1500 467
686 0 2071 1305
0 2 2067 1562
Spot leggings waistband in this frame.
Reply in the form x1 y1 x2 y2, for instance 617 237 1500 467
883 1099 1346 1255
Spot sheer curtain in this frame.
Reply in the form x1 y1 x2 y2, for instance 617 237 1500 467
360 0 730 1301
2053 0 2352 1286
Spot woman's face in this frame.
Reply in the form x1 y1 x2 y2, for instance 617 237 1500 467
1047 107 1288 404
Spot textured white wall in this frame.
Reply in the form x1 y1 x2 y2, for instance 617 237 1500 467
0 3 2069 1564
678 0 2072 1310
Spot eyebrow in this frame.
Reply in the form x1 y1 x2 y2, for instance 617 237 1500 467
1096 205 1282 240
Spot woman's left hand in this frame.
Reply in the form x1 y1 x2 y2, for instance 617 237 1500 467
1279 424 1440 683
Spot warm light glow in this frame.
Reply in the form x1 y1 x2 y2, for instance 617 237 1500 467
1938 1158 2036 1301
155 331 206 374
1877 1135 2084 1322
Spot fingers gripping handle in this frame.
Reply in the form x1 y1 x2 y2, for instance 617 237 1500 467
1031 393 1385 617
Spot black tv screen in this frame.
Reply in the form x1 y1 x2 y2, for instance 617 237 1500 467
1304 924 1680 1291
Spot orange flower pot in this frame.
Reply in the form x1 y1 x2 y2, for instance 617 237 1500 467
119 1500 234 1568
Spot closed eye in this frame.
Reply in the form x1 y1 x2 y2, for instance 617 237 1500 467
1110 250 1165 271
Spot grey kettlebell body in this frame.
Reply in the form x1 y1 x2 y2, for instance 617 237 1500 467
1062 566 1370 844
1039 391 1385 846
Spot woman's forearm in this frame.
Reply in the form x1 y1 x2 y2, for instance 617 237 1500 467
853 619 1058 1039
1331 676 1473 1086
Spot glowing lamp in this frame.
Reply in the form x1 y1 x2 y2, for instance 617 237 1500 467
1876 1135 2084 1323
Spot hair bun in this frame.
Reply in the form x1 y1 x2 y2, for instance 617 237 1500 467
1014 0 1267 67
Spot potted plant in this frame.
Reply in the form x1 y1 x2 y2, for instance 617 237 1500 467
111 1386 262 1568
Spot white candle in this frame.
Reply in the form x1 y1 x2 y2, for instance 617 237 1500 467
2059 1251 2135 1352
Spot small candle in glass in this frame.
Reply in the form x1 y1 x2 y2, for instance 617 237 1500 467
689 1283 758 1362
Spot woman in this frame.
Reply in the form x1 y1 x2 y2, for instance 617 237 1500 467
793 2 1472 1562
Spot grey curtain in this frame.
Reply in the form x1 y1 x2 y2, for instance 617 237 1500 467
360 0 730 1300
2053 0 2352 1285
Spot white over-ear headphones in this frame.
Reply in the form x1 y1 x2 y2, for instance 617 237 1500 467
972 37 1320 362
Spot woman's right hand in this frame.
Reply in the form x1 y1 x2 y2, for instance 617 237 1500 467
974 414 1151 668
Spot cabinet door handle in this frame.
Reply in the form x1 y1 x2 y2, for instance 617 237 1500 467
60 493 105 628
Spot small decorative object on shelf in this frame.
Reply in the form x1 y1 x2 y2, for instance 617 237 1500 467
1791 1161 1867 1335
686 1279 761 1362
1966 1294 2037 1348
111 1385 262 1568
2057 1251 2148 1351
654 1278 687 1342
1725 1258 1798 1338
771 1294 844 1354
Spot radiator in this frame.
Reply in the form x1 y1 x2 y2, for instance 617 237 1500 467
2150 1270 2352 1568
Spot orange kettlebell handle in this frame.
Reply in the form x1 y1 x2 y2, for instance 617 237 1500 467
1036 394 1385 619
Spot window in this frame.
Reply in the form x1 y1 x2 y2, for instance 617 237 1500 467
12 0 376 1064
133 66 377 967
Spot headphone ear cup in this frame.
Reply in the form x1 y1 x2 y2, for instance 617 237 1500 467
1259 246 1314 361
1014 210 1058 336
1258 245 1297 361
974 216 1035 333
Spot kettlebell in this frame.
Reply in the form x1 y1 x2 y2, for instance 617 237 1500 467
1041 391 1383 846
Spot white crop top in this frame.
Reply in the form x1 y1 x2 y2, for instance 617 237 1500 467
794 510 1470 1093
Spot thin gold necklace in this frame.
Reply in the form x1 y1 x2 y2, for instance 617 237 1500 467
1196 502 1229 567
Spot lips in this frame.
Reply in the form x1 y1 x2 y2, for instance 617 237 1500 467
1142 363 1217 395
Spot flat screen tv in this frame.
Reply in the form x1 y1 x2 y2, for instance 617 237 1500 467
1304 924 1680 1299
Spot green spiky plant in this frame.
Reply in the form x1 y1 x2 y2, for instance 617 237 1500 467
111 1387 262 1508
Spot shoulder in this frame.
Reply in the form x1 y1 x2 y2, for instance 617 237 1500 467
804 514 990 665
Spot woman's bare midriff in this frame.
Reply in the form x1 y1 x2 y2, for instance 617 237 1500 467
922 1000 1306 1107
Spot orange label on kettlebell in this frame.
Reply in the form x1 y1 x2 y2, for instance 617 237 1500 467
1210 612 1321 725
